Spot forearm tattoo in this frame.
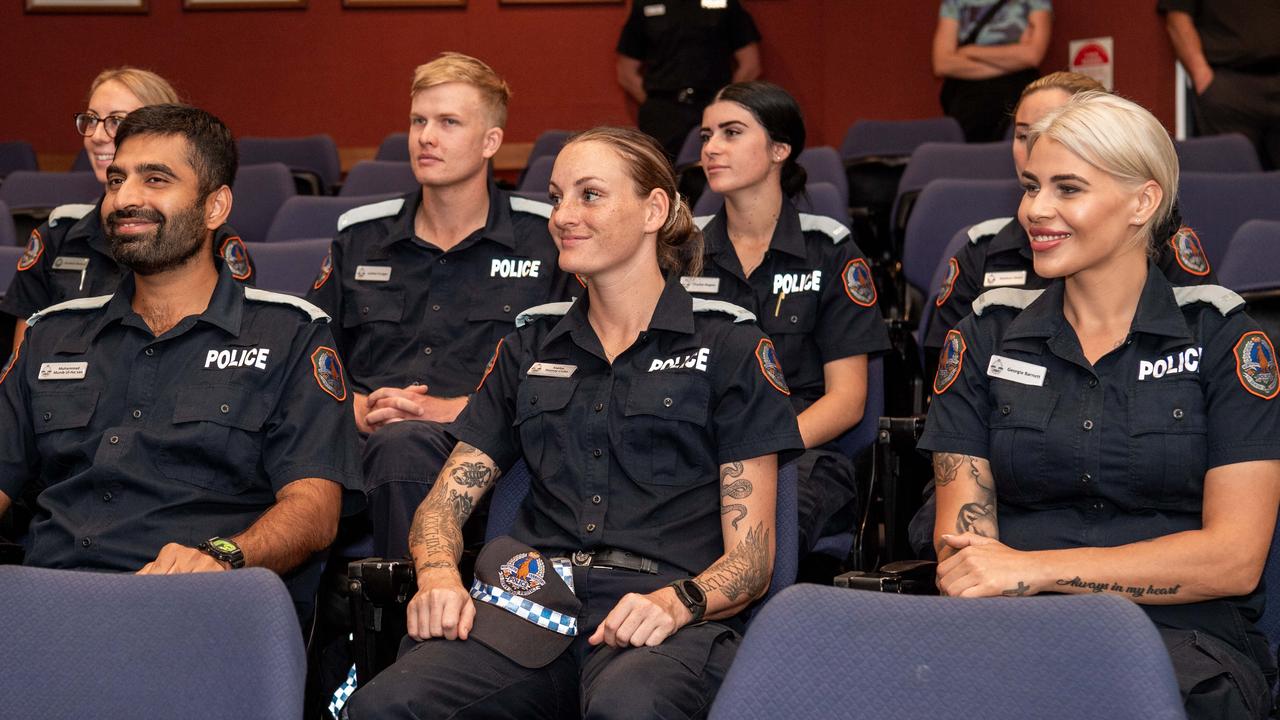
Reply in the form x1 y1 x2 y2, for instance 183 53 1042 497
407 443 499 573
1056 577 1182 599
719 461 753 531
699 523 771 603
450 461 495 488
933 453 964 487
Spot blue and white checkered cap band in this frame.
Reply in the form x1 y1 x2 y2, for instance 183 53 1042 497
470 559 578 637
551 557 574 591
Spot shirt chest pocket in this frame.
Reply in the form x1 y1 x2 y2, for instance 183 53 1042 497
31 389 100 479
514 377 577 481
1127 380 1208 507
341 288 406 329
467 287 543 325
987 384 1059 503
624 374 712 486
157 385 271 495
760 292 819 337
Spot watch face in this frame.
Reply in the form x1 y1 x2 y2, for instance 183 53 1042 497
210 539 238 554
684 580 706 605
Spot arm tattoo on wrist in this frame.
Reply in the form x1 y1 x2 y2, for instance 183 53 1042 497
1056 576 1181 599
719 461 752 531
1001 581 1030 596
698 522 771 603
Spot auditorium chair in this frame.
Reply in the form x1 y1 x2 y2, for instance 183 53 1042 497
70 149 92 173
339 160 417 198
674 126 709 207
1176 171 1280 269
0 566 307 719
1219 219 1280 343
517 154 556 194
515 129 572 189
264 194 396 243
0 141 39 179
797 146 849 207
892 141 1013 251
228 162 296 244
0 199 17 247
1174 133 1262 174
239 135 342 195
709 585 1185 720
243 238 332 295
375 132 410 162
0 170 103 240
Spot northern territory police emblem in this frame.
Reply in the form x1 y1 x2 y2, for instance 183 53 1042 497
1235 331 1278 400
936 257 959 307
934 329 967 394
311 346 347 401
755 338 790 395
1169 227 1210 277
313 250 334 291
476 339 503 392
499 551 547 597
17 230 43 272
842 258 876 307
220 236 252 280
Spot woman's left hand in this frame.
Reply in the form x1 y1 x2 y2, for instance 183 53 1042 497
936 533 1039 598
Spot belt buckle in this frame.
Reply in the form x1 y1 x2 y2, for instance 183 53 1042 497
676 87 696 104
571 551 593 567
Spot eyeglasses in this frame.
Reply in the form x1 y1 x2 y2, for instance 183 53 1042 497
74 112 128 138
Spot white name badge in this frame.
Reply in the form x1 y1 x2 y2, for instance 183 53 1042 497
38 362 88 381
52 256 90 272
355 265 392 282
983 270 1028 288
643 3 666 16
986 355 1046 387
701 0 727 8
680 276 721 294
528 362 576 379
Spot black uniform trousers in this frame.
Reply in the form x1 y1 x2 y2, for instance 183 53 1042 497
363 420 464 558
639 95 708 161
796 447 860 556
1193 67 1280 171
343 562 741 720
940 68 1039 143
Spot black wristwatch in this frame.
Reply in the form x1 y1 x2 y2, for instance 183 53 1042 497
197 537 245 569
668 578 707 624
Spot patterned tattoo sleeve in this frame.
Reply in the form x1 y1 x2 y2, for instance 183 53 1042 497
697 523 772 603
408 442 501 574
719 461 753 531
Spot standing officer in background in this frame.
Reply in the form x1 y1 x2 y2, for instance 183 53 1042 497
0 105 361 590
1159 0 1280 170
306 53 577 558
616 0 762 159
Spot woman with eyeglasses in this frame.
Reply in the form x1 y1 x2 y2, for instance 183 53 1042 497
1 67 254 347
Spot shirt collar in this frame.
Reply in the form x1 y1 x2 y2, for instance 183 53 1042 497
541 275 696 351
64 196 111 256
988 217 1030 258
377 181 517 252
703 196 808 264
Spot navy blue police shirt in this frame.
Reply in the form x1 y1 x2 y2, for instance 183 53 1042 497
0 199 255 322
919 264 1280 656
925 216 1219 354
0 261 363 572
616 0 760 95
451 278 804 578
690 200 892 414
305 185 578 398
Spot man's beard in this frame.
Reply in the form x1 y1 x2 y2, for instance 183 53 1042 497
106 201 207 276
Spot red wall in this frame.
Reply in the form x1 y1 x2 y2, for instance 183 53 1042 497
1 0 1177 162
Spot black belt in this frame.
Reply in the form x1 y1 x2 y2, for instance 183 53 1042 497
648 87 713 105
569 548 659 574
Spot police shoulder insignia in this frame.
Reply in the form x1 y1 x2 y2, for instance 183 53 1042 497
936 257 960 307
755 338 790 395
842 258 876 307
1234 331 1278 400
499 551 547 597
476 338 503 392
17 230 43 272
220 235 252 280
933 329 967 395
311 346 347 401
313 250 334 290
1169 227 1210 277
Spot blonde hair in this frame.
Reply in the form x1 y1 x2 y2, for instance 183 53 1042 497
565 127 703 277
411 52 512 128
1017 71 1106 111
1027 91 1178 247
88 67 180 107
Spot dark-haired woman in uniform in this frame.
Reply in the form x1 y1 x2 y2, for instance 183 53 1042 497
345 126 802 719
921 91 1280 719
689 81 890 555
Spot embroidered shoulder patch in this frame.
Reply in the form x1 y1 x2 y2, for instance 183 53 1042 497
1169 227 1210 277
842 257 877 307
311 346 347 401
1234 331 1278 400
755 338 790 395
220 235 252 280
17 230 43 272
936 257 960 307
313 250 334 290
476 338 503 392
499 551 547 597
933 329 967 395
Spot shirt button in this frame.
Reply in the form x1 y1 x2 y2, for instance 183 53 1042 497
439 257 447 264
1172 408 1184 420
81 537 92 547
131 409 142 419
1080 473 1091 485
530 394 539 405
42 411 52 421
1082 419 1094 431
423 347 433 356
361 306 370 315
1000 405 1011 415
663 397 673 407
586 523 597 532
592 448 603 458
102 492 113 502
789 315 799 324
220 404 230 414
594 403 604 412
1092 501 1104 511
1087 378 1098 388
432 304 441 311
144 348 155 357
592 494 602 504
109 435 120 444
503 305 512 313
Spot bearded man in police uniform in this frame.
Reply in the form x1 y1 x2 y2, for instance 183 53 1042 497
0 104 361 587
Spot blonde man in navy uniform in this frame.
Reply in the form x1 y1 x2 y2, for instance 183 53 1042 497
306 53 576 558
0 105 360 591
